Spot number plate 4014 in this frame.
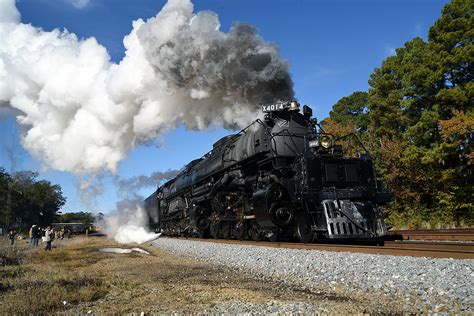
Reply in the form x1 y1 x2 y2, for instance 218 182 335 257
262 103 287 113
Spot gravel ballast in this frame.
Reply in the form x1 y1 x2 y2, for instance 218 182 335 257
153 238 473 313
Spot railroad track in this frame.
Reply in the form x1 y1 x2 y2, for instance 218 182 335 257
172 237 474 259
388 229 474 241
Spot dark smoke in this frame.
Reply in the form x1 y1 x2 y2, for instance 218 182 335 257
117 169 180 198
140 22 293 108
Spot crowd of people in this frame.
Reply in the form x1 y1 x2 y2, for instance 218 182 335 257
6 225 73 251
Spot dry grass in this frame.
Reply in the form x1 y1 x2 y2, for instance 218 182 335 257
0 235 400 314
0 237 109 314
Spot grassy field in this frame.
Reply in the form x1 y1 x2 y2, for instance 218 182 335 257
1 236 114 313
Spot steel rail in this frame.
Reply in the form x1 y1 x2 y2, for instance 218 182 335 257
384 241 474 251
170 237 474 259
388 229 474 241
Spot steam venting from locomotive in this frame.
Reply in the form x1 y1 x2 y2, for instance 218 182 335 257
93 171 178 243
0 0 293 177
101 199 158 244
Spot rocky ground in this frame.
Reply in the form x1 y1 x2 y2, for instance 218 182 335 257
152 237 474 314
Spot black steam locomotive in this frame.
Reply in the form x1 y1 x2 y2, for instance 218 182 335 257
145 101 390 242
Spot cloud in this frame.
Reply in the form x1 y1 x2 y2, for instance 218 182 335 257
69 0 90 9
0 0 293 177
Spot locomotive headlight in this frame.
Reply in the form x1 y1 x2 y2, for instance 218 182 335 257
320 135 332 149
308 140 319 148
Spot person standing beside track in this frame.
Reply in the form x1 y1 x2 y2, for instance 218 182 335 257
31 224 40 247
29 225 33 244
44 226 53 251
8 229 16 246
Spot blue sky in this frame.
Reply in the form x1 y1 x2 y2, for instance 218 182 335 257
0 0 449 213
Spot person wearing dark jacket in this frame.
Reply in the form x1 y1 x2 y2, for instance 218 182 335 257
31 225 40 247
8 229 16 246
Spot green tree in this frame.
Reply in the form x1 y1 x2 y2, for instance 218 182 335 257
328 91 370 132
0 169 66 231
58 212 95 226
0 168 13 229
368 37 437 143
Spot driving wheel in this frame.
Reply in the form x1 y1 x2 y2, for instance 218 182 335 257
250 223 263 242
220 221 232 239
233 222 246 240
210 221 220 239
295 212 314 243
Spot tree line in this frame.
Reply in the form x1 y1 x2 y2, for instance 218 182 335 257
323 0 472 228
0 167 100 233
0 168 66 232
57 211 97 227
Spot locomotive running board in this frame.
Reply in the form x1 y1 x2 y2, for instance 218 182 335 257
322 199 387 239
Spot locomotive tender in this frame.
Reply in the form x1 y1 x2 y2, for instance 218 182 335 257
145 101 390 242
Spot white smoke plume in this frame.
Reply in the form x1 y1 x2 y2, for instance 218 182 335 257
76 176 105 208
104 170 178 243
102 170 178 243
101 199 158 244
0 0 293 176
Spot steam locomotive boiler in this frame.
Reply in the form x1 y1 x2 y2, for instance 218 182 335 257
145 101 390 242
